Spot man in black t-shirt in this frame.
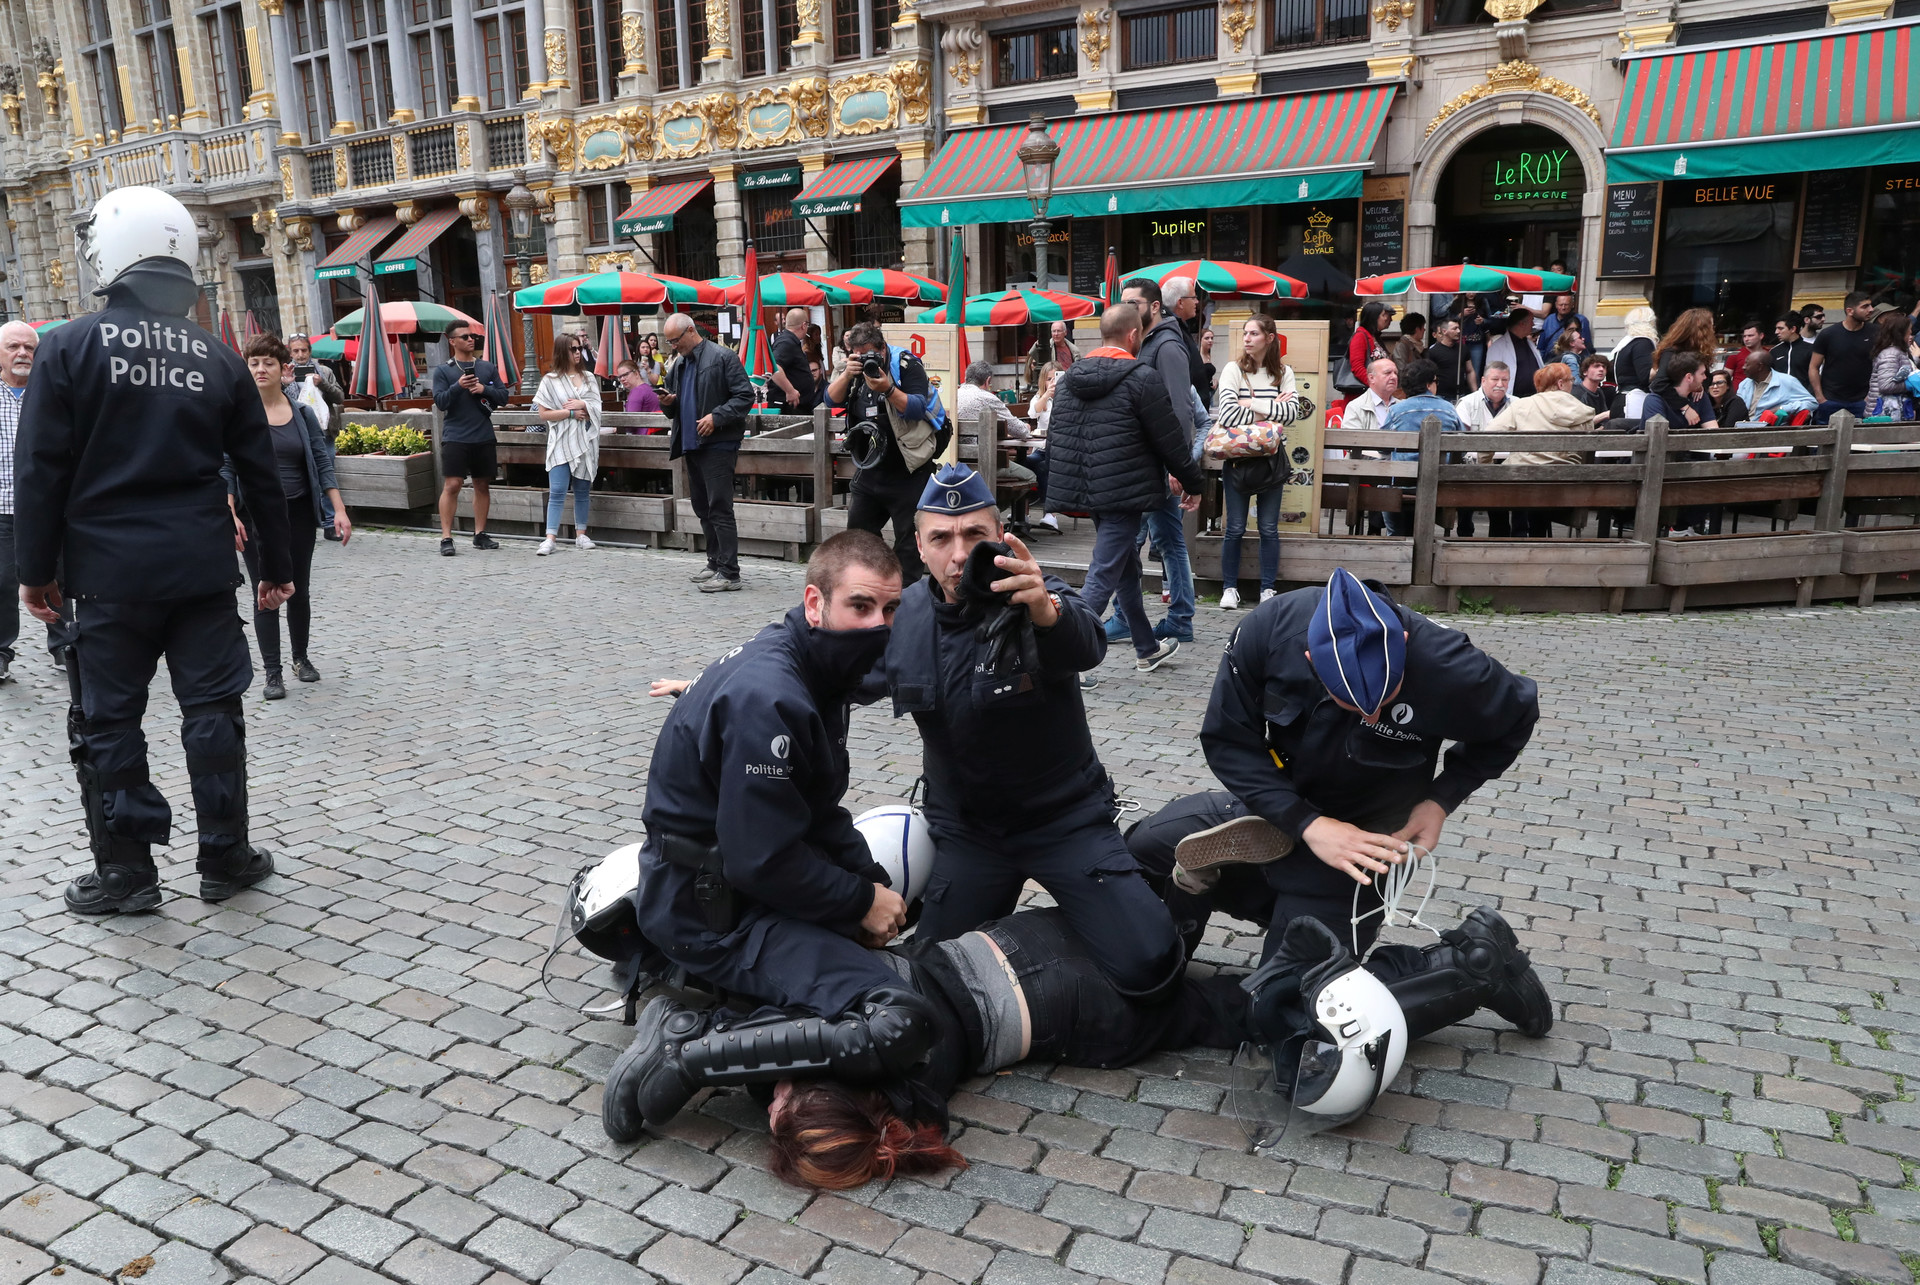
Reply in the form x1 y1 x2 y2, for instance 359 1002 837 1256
1772 312 1814 386
1425 317 1477 402
1808 291 1876 421
767 308 816 415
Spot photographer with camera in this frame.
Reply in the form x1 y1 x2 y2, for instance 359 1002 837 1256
826 322 949 585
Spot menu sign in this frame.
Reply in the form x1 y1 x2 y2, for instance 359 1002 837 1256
1070 221 1104 295
1359 200 1404 277
1600 183 1660 278
1210 209 1250 264
1796 172 1865 270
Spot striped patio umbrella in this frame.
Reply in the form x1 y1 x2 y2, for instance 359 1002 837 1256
1103 247 1121 305
244 310 265 340
595 316 632 379
1126 260 1309 298
348 278 398 400
739 241 774 404
27 319 68 333
917 288 1102 328
513 270 723 315
1355 264 1577 297
947 232 971 372
218 311 240 350
712 273 875 308
482 291 517 379
811 268 947 303
333 299 481 336
310 332 349 361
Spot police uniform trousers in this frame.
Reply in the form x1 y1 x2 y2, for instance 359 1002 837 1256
913 794 1185 999
847 463 936 585
1127 790 1424 976
74 594 252 861
655 907 910 1021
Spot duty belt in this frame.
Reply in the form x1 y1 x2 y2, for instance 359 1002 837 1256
654 832 737 935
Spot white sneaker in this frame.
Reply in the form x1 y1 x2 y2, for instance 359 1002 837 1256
1135 639 1179 672
1038 513 1062 531
536 536 556 555
1260 588 1277 603
575 534 596 550
1220 587 1241 610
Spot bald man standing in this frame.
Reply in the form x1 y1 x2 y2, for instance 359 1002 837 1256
767 308 816 416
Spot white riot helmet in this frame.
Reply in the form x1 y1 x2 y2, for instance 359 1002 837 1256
567 841 643 959
79 186 197 288
853 804 934 905
1230 917 1408 1147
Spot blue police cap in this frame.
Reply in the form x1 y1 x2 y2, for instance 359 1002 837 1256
917 462 997 515
1306 568 1405 717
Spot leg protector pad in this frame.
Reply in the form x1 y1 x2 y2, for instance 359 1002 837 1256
1388 906 1552 1041
683 986 935 1086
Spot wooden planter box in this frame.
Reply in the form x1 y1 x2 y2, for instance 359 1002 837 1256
1654 531 1844 585
335 452 437 510
1840 525 1920 575
818 506 850 538
674 499 816 544
1434 539 1651 587
1272 536 1414 586
592 493 674 534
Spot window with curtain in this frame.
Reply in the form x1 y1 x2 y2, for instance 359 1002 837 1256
655 0 680 89
80 0 127 134
993 23 1075 84
1121 4 1215 69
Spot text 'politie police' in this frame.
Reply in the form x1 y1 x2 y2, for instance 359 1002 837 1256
96 319 217 392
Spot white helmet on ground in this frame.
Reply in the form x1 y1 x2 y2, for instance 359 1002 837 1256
567 841 643 959
80 186 196 288
853 804 934 905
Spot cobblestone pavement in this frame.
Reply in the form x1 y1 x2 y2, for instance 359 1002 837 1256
1 530 1917 1285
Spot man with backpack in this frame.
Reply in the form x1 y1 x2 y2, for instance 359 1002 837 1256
826 322 951 586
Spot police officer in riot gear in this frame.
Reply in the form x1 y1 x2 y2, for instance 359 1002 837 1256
16 186 295 915
881 463 1186 1004
611 530 934 1140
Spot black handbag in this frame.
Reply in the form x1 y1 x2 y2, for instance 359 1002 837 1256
1227 453 1290 496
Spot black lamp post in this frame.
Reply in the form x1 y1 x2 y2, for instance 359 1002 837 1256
505 173 540 394
1017 112 1060 293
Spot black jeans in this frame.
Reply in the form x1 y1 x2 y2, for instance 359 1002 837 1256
73 594 253 853
848 467 933 585
242 497 319 672
0 515 76 663
685 446 740 580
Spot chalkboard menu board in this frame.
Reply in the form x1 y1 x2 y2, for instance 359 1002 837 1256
1359 200 1404 277
1210 209 1251 264
1796 173 1865 269
1070 222 1104 296
1600 183 1661 278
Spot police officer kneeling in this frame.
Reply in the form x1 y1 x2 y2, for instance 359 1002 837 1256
611 530 932 1139
886 463 1184 1003
1127 568 1551 1036
16 186 295 915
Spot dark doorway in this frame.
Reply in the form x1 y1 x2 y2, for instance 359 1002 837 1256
1433 124 1585 276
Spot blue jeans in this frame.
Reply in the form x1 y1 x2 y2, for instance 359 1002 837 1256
1814 399 1866 423
1103 495 1195 642
1080 512 1156 659
1220 467 1280 590
546 465 591 533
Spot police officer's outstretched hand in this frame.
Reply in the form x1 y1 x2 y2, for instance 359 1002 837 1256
861 882 908 945
20 582 62 625
258 582 296 612
1301 816 1412 885
1391 800 1448 855
989 534 1059 628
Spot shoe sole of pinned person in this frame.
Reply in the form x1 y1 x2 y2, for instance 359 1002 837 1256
1174 814 1296 877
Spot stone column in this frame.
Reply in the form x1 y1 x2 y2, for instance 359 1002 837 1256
799 149 830 273
385 0 422 120
450 0 483 108
710 161 743 277
266 8 303 140
323 0 359 132
546 185 587 274
542 0 575 95
896 138 932 278
617 0 657 96
1073 7 1116 113
938 22 985 127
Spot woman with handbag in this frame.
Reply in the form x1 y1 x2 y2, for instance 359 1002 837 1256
1211 316 1302 609
1867 311 1917 418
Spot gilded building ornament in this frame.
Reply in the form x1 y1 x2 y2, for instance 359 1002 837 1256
576 113 629 168
391 132 409 180
1079 9 1111 73
457 122 473 168
48 258 64 290
1370 0 1414 29
739 85 805 148
705 0 733 59
940 24 983 86
589 251 638 271
3 93 23 136
828 73 899 136
795 0 823 43
37 64 60 114
280 215 314 253
1424 59 1599 136
543 29 569 84
252 207 274 235
789 75 828 137
457 192 493 231
334 146 349 190
656 100 711 158
1482 0 1543 19
1221 0 1256 49
530 262 549 284
616 103 656 158
701 92 740 150
888 60 930 124
258 0 283 13
528 114 578 168
337 208 365 233
622 13 647 72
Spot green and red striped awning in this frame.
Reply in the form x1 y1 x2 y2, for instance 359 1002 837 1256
613 179 713 237
314 215 401 281
793 156 897 218
1609 18 1920 181
373 206 466 275
900 88 1393 228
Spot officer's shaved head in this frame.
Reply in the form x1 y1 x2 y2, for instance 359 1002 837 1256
805 530 902 630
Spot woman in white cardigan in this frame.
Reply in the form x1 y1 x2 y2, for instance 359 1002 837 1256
533 335 602 555
1213 315 1299 608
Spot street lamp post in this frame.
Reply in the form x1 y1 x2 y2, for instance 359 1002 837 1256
197 219 221 329
504 174 540 394
1017 112 1060 294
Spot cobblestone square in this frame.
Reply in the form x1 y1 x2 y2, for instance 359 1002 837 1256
0 531 1916 1285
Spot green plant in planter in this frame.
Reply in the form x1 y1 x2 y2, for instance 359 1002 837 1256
334 422 386 455
381 425 430 456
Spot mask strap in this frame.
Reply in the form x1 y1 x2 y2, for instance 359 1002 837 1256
1351 843 1439 963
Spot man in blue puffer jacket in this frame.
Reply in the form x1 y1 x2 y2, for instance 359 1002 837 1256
1044 304 1205 674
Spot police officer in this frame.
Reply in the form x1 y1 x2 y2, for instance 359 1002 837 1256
16 186 295 915
1128 569 1540 975
612 530 934 1139
885 463 1185 1003
827 322 949 586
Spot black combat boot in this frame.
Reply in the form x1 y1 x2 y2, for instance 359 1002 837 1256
65 840 162 914
1385 906 1553 1040
198 843 275 902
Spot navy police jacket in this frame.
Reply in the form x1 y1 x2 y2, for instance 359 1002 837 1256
883 572 1109 827
15 286 293 600
636 606 888 953
1201 585 1538 895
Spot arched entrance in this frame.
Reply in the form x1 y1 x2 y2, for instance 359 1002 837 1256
1431 124 1586 275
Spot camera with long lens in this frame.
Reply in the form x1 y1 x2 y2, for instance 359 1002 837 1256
861 354 887 381
844 350 893 469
